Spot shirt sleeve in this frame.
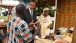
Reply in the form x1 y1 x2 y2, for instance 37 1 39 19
18 21 33 41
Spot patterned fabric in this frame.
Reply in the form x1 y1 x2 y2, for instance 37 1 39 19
7 16 33 43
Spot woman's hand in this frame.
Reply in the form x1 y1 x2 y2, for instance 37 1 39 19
47 25 50 28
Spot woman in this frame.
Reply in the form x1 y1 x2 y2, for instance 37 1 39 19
38 7 52 38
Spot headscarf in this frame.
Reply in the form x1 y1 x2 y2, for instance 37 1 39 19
43 7 49 12
41 7 50 16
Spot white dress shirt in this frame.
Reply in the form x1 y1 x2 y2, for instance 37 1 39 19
29 8 33 20
29 8 33 15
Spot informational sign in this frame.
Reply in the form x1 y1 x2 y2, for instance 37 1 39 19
2 0 19 5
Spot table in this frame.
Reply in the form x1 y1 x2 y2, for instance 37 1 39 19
34 39 53 43
0 26 6 28
0 25 7 36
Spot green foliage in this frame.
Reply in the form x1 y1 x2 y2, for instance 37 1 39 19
35 4 55 16
0 16 8 20
50 21 54 29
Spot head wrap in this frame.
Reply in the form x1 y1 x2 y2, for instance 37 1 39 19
41 7 49 15
43 7 49 12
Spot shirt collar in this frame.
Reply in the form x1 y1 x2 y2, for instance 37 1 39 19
29 8 33 14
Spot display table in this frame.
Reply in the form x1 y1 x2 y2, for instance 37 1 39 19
34 39 54 43
63 35 72 43
34 34 72 43
0 25 6 28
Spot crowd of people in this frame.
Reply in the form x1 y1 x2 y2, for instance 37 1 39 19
6 0 72 43
0 0 73 43
1 7 13 16
6 1 53 43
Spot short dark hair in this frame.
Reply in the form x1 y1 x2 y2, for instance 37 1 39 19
16 4 26 15
30 0 36 4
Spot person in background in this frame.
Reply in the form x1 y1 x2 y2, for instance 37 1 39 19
2 8 5 16
7 4 39 43
5 7 12 16
38 7 52 38
24 1 37 43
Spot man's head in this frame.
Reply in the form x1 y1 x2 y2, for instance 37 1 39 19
16 4 26 18
29 1 36 10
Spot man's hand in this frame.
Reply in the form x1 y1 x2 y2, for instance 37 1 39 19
35 21 40 24
28 20 35 31
29 20 35 26
27 38 31 42
28 26 34 31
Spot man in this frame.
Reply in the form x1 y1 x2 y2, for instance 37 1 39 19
24 1 37 43
24 1 36 25
2 8 5 16
7 4 39 43
5 7 12 16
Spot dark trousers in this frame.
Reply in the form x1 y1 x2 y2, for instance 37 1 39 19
0 40 3 43
29 29 35 43
29 39 34 43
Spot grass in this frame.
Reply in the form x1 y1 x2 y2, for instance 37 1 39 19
0 16 8 20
